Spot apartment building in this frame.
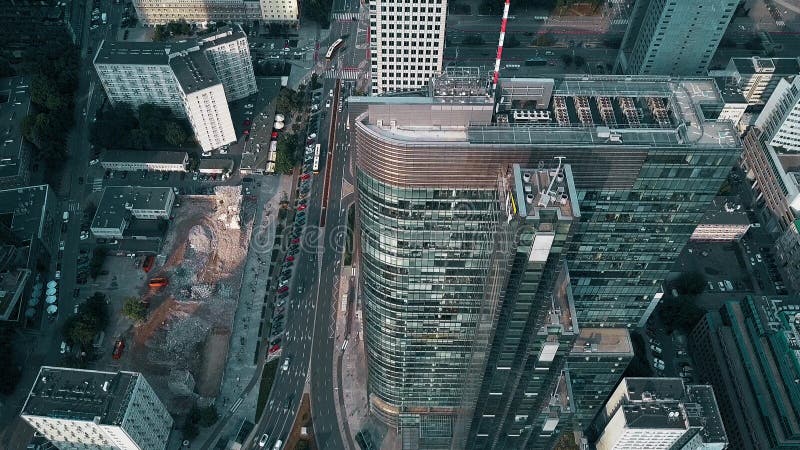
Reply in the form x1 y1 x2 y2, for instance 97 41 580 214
21 366 173 450
593 378 727 450
756 77 800 152
94 28 251 151
368 0 446 94
131 0 297 25
616 0 736 76
199 27 258 102
711 56 800 105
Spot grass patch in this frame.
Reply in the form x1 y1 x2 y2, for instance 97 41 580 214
344 203 355 266
256 359 280 420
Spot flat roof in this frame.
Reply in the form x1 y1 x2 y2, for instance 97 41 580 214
571 328 633 354
22 367 138 425
622 403 688 430
686 385 728 443
0 77 31 179
731 57 800 75
355 76 740 150
170 50 220 94
92 186 173 230
198 158 234 172
94 40 170 66
100 150 188 165
699 197 750 226
199 26 248 49
0 185 50 241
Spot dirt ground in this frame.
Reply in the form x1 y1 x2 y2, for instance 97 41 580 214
117 187 254 412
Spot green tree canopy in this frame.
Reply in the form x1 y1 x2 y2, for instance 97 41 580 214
123 298 147 322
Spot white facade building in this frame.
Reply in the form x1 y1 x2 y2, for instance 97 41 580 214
172 50 237 151
199 28 258 101
756 77 800 152
21 367 173 450
710 57 800 105
131 0 297 25
368 0 446 94
99 150 189 172
93 30 251 152
594 378 727 450
93 42 183 115
616 0 736 76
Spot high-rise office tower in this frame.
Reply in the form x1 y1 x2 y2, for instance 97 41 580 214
755 77 800 152
21 366 173 450
593 378 727 450
367 0 446 94
616 0 736 76
350 70 740 448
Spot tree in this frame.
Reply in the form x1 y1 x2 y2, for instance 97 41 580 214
90 247 108 279
657 297 705 333
744 36 762 51
275 148 294 174
673 271 706 296
561 54 574 66
164 122 188 146
63 317 97 347
574 55 586 68
183 421 199 440
533 34 555 47
191 405 219 427
123 298 147 322
462 34 485 46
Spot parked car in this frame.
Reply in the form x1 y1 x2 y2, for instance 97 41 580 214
258 434 270 447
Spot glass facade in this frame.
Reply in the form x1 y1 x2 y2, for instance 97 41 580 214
358 171 503 442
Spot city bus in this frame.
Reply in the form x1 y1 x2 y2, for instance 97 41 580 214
326 38 344 60
312 143 321 173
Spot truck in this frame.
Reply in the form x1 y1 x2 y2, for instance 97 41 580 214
62 211 69 222
101 12 107 24
142 255 155 273
525 58 547 66
148 277 169 288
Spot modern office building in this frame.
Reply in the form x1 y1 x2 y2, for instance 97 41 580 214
616 0 736 76
593 378 727 450
710 57 800 105
131 0 298 25
350 71 740 448
367 0 446 94
198 27 258 102
94 28 253 151
21 366 173 450
0 76 33 189
99 150 189 172
91 186 175 238
690 295 800 450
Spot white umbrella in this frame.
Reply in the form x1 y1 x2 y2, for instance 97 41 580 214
274 121 285 130
275 114 285 122
25 307 36 318
46 287 57 296
46 305 58 315
47 281 57 289
45 295 57 304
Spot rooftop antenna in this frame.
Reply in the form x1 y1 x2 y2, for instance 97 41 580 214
491 0 511 97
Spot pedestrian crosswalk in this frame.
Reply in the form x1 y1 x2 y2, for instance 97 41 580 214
91 178 103 192
333 12 359 21
67 200 81 213
611 19 629 25
324 69 361 80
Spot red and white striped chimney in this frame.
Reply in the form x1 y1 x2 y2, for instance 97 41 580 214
491 0 511 95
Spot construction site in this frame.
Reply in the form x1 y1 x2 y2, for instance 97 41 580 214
113 185 255 411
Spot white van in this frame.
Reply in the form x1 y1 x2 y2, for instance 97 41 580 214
272 439 283 450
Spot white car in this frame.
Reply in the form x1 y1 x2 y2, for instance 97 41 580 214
60 341 68 354
59 241 65 251
258 434 269 447
325 100 331 108
89 158 99 165
80 231 89 240
55 270 61 280
282 358 290 371
328 89 334 97
202 151 212 157
245 104 254 109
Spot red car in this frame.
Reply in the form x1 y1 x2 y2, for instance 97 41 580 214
269 344 281 353
300 173 311 180
271 131 279 139
277 286 289 293
297 204 307 211
243 119 251 126
243 129 250 135
291 238 300 244
285 255 294 262
112 339 125 360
